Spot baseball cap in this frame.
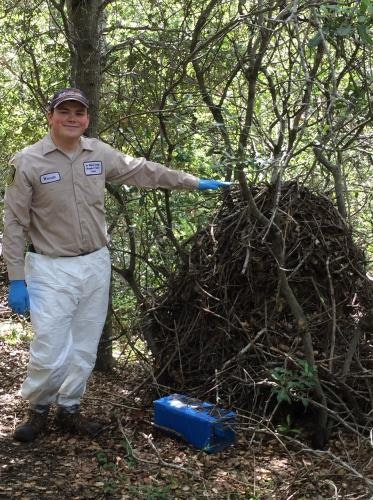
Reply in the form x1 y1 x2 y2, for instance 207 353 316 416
49 87 89 110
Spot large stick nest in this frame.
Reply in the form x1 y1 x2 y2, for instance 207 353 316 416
142 181 373 431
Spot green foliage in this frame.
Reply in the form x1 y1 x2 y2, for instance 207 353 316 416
94 445 174 497
102 479 119 495
0 0 371 346
95 450 127 495
120 436 138 468
127 484 173 499
227 494 259 500
0 321 33 344
270 361 317 408
276 414 302 437
0 0 70 175
95 450 110 466
309 0 373 47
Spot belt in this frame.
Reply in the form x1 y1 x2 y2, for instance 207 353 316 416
28 244 100 257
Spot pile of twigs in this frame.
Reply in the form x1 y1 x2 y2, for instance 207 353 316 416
143 181 373 434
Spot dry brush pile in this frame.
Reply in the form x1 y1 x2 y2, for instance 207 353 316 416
142 181 373 440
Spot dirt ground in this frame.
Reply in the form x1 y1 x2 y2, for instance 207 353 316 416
0 324 372 500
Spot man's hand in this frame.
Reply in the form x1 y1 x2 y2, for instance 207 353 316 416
198 179 232 190
8 280 30 315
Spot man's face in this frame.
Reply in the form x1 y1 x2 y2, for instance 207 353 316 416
48 100 89 143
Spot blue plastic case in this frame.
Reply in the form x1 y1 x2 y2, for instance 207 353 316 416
153 394 236 453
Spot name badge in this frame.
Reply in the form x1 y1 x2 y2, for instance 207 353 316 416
84 161 102 176
40 172 61 184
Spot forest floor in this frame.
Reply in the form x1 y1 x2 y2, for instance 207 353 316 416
0 319 372 500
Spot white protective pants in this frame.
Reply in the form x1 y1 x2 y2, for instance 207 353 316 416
22 247 111 407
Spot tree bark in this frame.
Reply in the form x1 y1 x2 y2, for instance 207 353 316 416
66 0 113 370
66 0 106 137
94 273 114 372
313 146 347 220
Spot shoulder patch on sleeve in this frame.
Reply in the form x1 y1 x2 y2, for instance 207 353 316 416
5 164 16 186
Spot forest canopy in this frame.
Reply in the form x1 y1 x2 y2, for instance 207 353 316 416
0 1 371 239
0 1 372 369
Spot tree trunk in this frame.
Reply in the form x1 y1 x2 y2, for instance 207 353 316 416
95 273 114 372
66 0 105 137
67 0 113 371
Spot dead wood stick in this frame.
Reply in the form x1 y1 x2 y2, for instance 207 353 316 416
292 440 373 491
220 328 267 372
341 327 362 382
84 396 139 411
326 257 336 373
238 419 373 491
141 432 200 478
118 415 198 476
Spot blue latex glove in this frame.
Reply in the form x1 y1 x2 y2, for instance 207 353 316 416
198 179 232 190
8 280 30 315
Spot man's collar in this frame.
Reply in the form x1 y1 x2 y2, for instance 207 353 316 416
42 134 94 155
80 136 94 151
41 134 58 155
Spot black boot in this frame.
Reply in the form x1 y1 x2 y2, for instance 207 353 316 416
14 405 49 442
56 405 102 437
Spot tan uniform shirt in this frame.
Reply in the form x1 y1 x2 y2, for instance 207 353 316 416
3 134 199 280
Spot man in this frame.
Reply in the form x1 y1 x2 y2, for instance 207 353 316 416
3 87 230 443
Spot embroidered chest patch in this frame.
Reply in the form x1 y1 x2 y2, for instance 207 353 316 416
40 172 61 184
84 161 103 176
